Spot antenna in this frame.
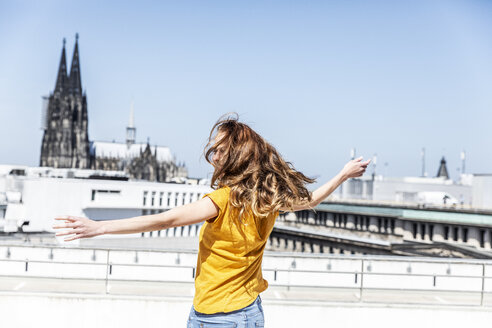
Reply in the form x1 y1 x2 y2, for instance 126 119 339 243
421 147 426 177
460 150 466 174
128 101 135 128
372 153 377 179
126 101 136 148
350 148 356 160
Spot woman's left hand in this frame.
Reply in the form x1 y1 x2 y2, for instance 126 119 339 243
52 216 105 242
340 157 371 179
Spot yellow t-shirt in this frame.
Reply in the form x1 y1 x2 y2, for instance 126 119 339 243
193 186 278 314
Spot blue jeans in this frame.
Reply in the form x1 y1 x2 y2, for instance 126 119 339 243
187 295 264 328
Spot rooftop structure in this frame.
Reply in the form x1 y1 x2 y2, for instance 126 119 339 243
0 164 210 236
337 155 492 210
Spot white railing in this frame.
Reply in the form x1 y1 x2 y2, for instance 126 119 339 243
1 244 492 306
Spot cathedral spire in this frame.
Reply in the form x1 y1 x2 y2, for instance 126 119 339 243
126 102 136 148
54 38 68 93
69 33 82 95
436 156 449 179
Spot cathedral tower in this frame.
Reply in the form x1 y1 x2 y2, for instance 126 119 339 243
40 34 90 168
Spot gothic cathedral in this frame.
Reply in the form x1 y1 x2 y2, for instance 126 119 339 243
40 35 90 169
40 36 187 182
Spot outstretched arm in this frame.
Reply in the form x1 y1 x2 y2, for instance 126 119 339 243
280 156 371 212
52 197 219 242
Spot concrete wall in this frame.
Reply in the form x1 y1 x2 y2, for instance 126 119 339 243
1 292 492 328
473 175 492 210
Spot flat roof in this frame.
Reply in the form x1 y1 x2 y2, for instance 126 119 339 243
316 202 492 227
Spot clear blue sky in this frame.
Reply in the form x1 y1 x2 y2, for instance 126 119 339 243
1 0 491 186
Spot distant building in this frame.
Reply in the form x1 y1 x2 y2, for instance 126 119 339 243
337 156 492 210
0 164 210 236
40 35 90 169
40 36 187 182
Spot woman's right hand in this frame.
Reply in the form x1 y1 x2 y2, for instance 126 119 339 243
52 216 105 242
340 156 371 180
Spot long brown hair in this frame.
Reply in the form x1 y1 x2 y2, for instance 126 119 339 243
204 113 316 220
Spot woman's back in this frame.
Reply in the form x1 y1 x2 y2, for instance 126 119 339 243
194 186 279 314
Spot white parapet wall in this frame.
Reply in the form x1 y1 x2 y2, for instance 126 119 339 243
1 244 492 327
1 292 492 328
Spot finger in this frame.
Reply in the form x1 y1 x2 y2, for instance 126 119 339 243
53 222 77 229
52 221 72 228
354 156 363 162
64 234 82 242
56 230 77 237
55 216 76 222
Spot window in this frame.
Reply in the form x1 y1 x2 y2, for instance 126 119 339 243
444 226 450 240
167 192 171 206
182 193 187 205
151 191 156 206
159 192 164 206
92 189 120 201
463 228 468 243
175 192 179 206
412 223 417 239
190 193 194 203
429 225 434 241
453 227 459 241
421 224 426 239
143 191 148 206
480 230 485 248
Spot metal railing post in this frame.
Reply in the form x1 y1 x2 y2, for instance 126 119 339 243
481 263 485 306
287 268 291 292
360 259 364 302
105 250 110 294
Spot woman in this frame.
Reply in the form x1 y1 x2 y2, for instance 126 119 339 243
53 114 370 327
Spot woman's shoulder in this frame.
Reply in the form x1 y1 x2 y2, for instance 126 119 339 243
213 185 231 195
203 185 230 196
203 186 231 209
